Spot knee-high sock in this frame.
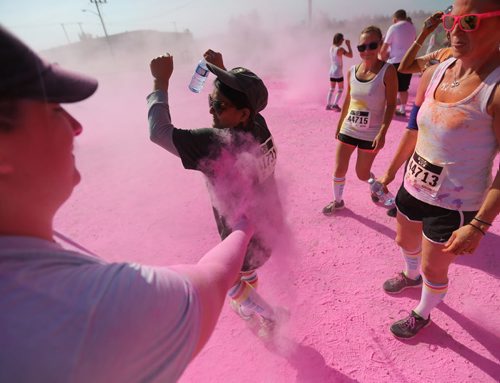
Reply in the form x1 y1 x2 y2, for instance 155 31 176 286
228 280 274 319
401 247 422 280
327 88 334 105
414 275 448 319
332 88 343 106
333 176 346 202
240 269 258 289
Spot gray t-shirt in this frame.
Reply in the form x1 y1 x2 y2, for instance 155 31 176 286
0 236 200 383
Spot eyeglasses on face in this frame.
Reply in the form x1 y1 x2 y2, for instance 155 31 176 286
208 94 231 114
357 41 379 52
442 10 500 32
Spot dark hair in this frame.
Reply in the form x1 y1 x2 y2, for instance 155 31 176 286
214 79 252 112
0 100 19 132
333 33 344 46
360 26 383 41
393 9 407 20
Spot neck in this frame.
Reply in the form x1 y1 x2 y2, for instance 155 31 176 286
0 204 55 241
456 50 500 77
362 59 380 72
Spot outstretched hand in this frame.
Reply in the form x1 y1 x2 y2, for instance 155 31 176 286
203 49 225 70
150 53 173 90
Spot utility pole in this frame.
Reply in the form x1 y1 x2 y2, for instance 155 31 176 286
60 23 71 44
90 0 110 40
308 0 312 26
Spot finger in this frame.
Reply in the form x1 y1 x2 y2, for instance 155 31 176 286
444 232 456 248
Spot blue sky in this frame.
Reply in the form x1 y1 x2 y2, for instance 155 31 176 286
2 0 450 50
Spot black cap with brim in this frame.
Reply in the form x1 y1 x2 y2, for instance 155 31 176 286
206 63 268 113
0 25 98 103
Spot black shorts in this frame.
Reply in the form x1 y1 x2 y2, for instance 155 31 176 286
330 77 344 82
337 133 375 151
395 186 477 243
393 63 412 92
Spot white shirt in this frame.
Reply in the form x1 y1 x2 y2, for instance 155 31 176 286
384 20 416 64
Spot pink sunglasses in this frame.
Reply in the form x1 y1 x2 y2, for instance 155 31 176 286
442 10 500 32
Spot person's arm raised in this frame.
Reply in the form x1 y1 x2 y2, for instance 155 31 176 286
147 54 180 156
399 12 443 74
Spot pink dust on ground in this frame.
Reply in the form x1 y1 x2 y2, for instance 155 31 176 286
54 52 499 382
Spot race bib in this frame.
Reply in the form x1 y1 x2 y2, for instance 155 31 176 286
405 152 445 197
346 109 370 130
256 137 277 183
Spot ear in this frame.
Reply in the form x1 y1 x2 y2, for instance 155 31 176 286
239 108 251 124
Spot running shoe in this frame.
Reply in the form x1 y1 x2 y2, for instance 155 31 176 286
390 311 431 339
229 299 254 321
383 272 422 294
322 200 345 216
331 105 341 112
395 110 406 117
325 105 333 110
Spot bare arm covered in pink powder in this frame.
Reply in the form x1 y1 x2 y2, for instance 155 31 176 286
170 220 254 357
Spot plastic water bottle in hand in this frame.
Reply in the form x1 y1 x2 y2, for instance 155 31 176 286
368 178 395 207
188 58 209 93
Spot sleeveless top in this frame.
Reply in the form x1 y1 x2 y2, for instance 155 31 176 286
340 62 390 141
329 46 343 79
404 58 500 211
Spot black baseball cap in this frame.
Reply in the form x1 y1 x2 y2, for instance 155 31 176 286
0 25 98 103
206 64 268 113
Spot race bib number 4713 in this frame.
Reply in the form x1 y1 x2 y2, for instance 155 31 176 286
405 152 445 196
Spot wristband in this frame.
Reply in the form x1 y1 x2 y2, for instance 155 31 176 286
468 223 485 236
473 217 492 226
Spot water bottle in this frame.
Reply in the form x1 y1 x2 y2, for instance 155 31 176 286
368 178 395 207
188 58 209 93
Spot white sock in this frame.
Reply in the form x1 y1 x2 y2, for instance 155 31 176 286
414 274 448 319
332 88 343 106
327 89 334 105
401 247 421 280
333 176 345 202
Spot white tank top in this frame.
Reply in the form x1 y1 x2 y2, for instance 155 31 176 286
329 46 343 79
340 62 389 141
404 58 500 211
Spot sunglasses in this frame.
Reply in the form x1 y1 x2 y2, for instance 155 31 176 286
442 10 500 32
357 42 379 52
208 94 231 114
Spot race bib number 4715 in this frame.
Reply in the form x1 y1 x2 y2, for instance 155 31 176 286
405 152 445 196
346 109 370 130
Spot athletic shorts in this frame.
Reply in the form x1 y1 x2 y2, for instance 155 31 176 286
393 63 412 92
337 133 375 151
395 186 477 243
330 77 344 83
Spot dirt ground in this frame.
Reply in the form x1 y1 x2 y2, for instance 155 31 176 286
55 57 499 383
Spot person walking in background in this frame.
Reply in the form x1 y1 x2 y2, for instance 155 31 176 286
398 7 454 75
326 33 353 112
383 0 500 339
148 50 284 332
322 26 397 215
380 9 417 117
0 26 254 382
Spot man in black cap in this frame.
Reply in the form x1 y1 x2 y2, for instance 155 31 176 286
148 50 283 331
0 26 254 381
